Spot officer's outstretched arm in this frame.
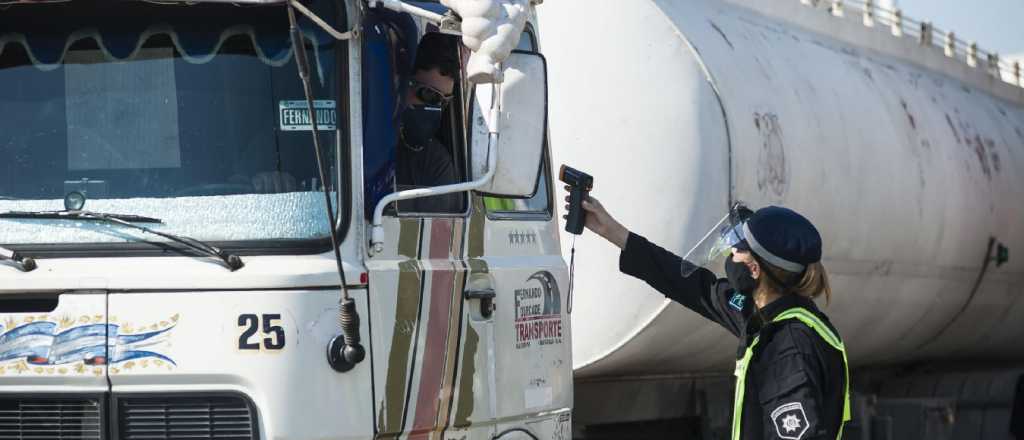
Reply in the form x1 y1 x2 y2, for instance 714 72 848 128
617 233 727 326
566 191 741 333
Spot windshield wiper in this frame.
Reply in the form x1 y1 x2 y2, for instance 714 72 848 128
0 246 37 272
0 209 161 223
0 210 243 271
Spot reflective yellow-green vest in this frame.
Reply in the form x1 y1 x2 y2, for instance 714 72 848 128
731 307 851 440
483 197 517 211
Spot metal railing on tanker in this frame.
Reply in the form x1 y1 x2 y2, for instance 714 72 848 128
796 0 1023 88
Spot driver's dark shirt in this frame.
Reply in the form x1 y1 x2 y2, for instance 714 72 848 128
395 137 462 213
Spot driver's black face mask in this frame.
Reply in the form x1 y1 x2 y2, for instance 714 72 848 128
400 105 442 150
725 258 757 296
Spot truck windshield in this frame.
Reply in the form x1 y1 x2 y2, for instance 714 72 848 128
0 2 343 247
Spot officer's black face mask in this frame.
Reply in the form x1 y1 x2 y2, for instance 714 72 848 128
725 259 758 296
401 105 443 149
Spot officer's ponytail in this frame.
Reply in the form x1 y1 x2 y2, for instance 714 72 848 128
758 260 833 306
793 262 832 306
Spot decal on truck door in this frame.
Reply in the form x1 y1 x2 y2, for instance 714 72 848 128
408 218 462 440
379 219 424 435
377 217 469 440
453 200 489 430
514 271 563 349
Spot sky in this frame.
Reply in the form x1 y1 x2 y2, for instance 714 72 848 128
880 0 1024 60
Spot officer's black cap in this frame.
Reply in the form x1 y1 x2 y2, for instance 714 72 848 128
742 206 822 273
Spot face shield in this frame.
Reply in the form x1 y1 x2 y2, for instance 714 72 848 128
681 203 753 277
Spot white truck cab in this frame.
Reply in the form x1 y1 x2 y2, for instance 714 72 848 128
0 1 570 439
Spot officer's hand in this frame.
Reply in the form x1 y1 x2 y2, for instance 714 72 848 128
563 186 630 250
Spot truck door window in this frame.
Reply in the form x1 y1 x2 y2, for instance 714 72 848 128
393 33 468 216
362 26 468 218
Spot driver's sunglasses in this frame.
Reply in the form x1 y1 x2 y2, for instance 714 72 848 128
411 80 453 107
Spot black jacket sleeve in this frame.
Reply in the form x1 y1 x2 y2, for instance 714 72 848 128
618 232 746 337
755 323 835 440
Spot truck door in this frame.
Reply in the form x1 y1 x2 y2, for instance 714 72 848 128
363 24 492 435
368 216 489 440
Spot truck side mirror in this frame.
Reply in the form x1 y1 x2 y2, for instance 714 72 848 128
469 50 547 197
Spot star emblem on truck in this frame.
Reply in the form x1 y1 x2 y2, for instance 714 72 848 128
508 230 537 245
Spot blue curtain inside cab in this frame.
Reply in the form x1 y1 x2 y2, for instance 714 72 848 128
361 9 419 219
0 2 331 67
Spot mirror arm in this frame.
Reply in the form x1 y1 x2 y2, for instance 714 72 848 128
368 0 443 23
289 0 358 40
369 135 497 255
370 82 502 255
367 0 462 35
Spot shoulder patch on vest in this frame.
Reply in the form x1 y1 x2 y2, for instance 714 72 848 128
728 292 745 311
771 402 810 440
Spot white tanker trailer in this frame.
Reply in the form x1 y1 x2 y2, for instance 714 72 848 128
538 0 1024 438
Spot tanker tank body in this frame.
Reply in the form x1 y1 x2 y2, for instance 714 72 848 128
538 0 1024 436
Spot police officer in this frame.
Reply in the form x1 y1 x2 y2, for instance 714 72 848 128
570 195 850 440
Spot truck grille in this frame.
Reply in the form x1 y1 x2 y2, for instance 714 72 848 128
117 395 257 440
0 397 103 440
